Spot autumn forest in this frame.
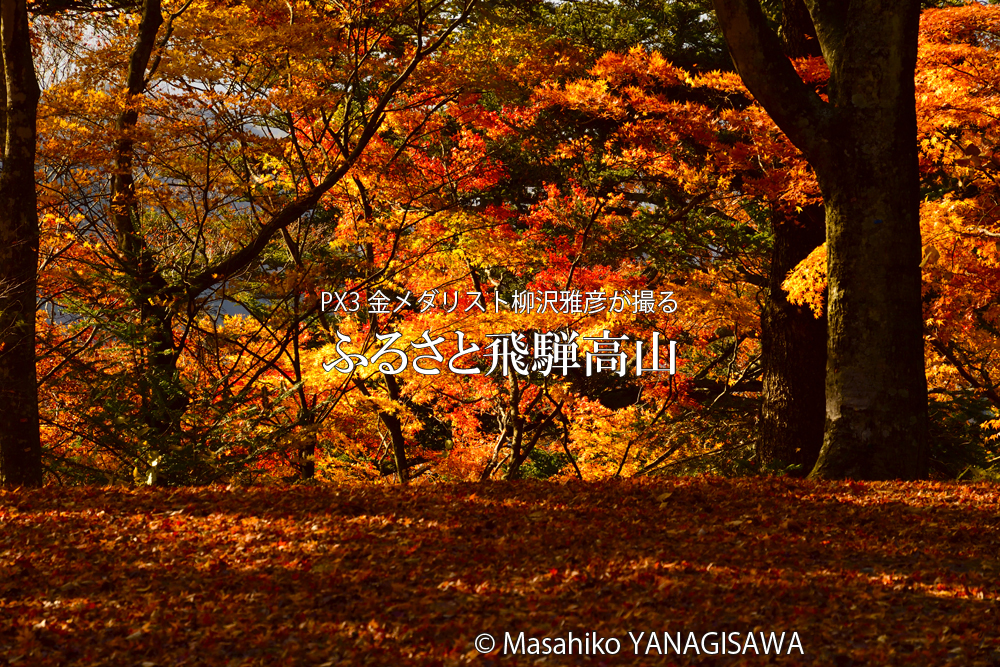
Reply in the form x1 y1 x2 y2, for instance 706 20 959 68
2 0 1000 664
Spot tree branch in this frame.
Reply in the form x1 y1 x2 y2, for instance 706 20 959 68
173 0 479 303
710 0 834 169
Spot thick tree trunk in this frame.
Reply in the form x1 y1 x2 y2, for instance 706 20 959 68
808 3 927 479
810 135 927 478
712 0 928 479
0 0 42 487
141 306 188 463
758 206 826 471
297 439 316 480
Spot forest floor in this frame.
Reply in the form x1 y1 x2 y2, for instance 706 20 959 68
1 477 999 666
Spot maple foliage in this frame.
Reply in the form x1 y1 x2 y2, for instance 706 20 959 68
9 4 1000 664
10 1 999 486
31 0 481 484
3 479 1000 665
916 6 1000 430
296 41 828 482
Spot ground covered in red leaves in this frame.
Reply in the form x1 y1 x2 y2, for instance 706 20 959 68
2 478 999 666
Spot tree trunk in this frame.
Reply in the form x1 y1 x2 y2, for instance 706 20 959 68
502 374 525 480
758 205 826 472
754 3 824 473
779 0 821 58
297 438 316 480
110 0 192 482
712 0 928 479
382 374 409 484
352 374 409 484
504 419 527 480
808 3 927 479
0 0 42 487
810 134 927 479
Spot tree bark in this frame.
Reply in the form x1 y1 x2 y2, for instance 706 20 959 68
779 0 821 58
0 0 42 487
110 0 190 481
712 0 928 479
810 124 927 479
382 374 409 484
502 374 525 480
758 205 827 471
756 2 824 473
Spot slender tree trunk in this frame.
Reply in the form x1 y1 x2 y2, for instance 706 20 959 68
502 374 525 480
505 401 562 480
110 0 191 481
382 374 409 484
290 296 316 481
352 374 408 484
504 420 527 480
0 0 42 487
758 206 826 471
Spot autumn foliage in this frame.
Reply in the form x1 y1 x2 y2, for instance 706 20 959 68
3 479 1000 665
5 4 1000 665
16 2 1000 484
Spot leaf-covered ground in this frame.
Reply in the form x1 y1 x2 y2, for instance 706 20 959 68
2 478 999 666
